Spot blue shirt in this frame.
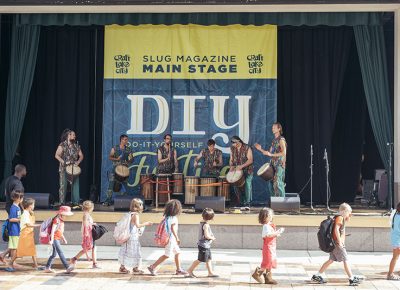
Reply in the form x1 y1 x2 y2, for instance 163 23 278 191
8 204 21 236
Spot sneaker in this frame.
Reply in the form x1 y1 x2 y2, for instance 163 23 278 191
176 269 188 275
147 266 157 276
311 274 327 284
92 263 101 269
44 268 56 273
349 276 362 286
66 264 75 273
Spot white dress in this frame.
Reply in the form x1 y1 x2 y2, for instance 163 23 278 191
118 213 142 268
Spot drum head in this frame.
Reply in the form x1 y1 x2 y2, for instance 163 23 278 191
156 174 172 177
66 164 81 176
115 164 130 177
226 170 243 183
257 162 271 176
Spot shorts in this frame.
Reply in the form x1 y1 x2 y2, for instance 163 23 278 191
329 245 348 262
164 238 181 257
8 236 19 249
197 246 212 262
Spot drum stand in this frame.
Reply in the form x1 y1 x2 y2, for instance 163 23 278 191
310 145 315 210
155 175 171 208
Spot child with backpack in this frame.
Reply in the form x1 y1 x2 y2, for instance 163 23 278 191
148 199 187 276
311 203 363 286
186 208 218 278
387 202 400 280
2 190 23 272
44 206 74 273
13 198 44 270
117 198 152 274
67 201 100 272
251 207 284 285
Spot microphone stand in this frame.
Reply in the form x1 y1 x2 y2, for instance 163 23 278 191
387 142 394 211
310 145 315 210
324 148 333 212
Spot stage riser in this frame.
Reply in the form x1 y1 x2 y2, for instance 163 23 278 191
0 221 391 252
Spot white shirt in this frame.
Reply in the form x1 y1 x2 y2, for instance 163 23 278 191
262 223 274 238
20 211 31 231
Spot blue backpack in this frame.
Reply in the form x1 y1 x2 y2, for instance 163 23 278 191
2 220 10 242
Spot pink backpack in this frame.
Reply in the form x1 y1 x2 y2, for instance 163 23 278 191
113 213 132 245
154 218 170 247
39 216 58 244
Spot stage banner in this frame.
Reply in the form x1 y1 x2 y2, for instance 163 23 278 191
101 24 277 203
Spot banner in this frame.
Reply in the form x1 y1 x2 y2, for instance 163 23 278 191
102 24 277 202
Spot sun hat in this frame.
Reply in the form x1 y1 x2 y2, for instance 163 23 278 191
58 205 74 216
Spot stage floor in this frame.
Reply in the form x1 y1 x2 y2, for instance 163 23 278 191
0 202 390 227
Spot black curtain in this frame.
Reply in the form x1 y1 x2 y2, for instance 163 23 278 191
277 26 353 204
0 15 12 200
330 37 367 202
19 26 104 202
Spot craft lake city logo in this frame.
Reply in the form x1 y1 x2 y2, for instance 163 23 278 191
114 54 131 74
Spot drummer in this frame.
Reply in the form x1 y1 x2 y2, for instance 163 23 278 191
254 122 287 198
194 139 223 177
156 134 178 174
55 129 83 206
229 136 254 207
103 134 134 206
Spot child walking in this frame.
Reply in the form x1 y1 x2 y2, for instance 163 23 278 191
387 202 400 280
13 198 43 270
118 198 152 274
148 199 188 276
311 203 363 286
252 207 284 285
187 208 218 278
45 206 74 273
67 201 99 272
3 190 23 272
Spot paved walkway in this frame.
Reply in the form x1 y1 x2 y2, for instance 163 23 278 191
0 245 399 289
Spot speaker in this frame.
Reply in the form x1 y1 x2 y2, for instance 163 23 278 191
285 193 298 198
378 173 388 203
271 194 300 212
362 179 374 200
195 196 225 213
114 195 135 211
24 193 50 209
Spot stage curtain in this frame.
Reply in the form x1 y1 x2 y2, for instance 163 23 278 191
3 24 40 179
15 12 383 27
354 25 394 205
331 37 367 203
277 26 353 204
19 26 104 202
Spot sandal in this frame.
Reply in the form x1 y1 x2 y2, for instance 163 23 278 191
132 268 144 275
119 266 130 274
387 273 400 280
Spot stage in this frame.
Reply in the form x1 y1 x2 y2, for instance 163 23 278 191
0 203 392 252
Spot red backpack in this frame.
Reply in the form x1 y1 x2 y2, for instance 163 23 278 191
154 218 170 247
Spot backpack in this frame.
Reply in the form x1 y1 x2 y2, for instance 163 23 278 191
113 213 132 245
154 218 170 247
1 220 9 242
39 216 58 244
317 215 338 253
92 224 108 241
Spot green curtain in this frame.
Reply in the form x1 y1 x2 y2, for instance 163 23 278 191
354 25 393 206
16 12 383 27
3 24 40 178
